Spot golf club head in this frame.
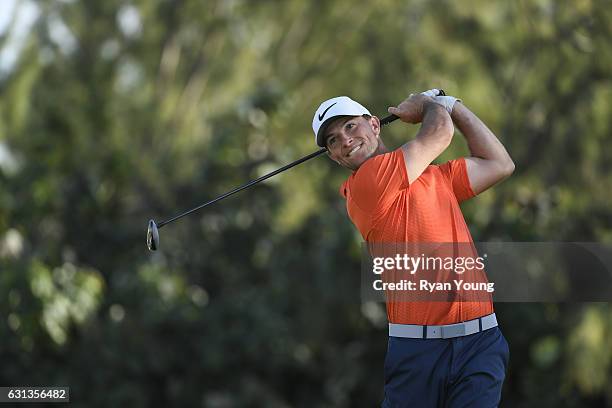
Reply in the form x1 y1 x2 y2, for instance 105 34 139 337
147 219 159 251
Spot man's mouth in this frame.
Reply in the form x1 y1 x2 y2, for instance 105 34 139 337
347 144 362 157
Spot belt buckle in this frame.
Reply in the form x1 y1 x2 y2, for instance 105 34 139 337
441 323 466 339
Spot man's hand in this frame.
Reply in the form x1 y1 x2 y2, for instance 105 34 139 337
420 88 461 114
388 94 436 124
434 95 461 114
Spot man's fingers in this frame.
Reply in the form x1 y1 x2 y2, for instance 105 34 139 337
388 106 399 114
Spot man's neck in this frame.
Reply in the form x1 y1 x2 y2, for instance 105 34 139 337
374 141 390 156
352 141 389 172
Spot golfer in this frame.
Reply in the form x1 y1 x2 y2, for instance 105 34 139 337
312 90 514 407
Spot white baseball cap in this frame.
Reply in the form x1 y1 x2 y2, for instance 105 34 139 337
312 96 371 147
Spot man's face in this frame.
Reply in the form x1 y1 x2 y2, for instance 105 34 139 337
324 115 381 171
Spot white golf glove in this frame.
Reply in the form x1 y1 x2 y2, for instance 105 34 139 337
418 89 461 114
419 88 443 98
433 95 461 114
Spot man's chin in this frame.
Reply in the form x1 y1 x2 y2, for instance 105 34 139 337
345 155 368 171
333 150 374 171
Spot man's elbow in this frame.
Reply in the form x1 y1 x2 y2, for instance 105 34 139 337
500 158 515 178
438 114 455 149
444 118 455 144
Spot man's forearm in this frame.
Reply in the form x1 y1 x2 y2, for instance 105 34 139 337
451 102 513 168
399 100 455 184
415 102 454 150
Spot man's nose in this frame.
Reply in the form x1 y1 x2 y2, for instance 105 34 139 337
340 134 353 147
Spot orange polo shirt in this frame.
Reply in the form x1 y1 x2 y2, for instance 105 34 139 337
341 149 493 325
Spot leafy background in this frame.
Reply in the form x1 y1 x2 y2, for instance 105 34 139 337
0 0 611 406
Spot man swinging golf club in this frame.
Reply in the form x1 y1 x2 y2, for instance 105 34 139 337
312 89 515 407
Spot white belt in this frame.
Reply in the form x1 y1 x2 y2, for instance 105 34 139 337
388 313 498 339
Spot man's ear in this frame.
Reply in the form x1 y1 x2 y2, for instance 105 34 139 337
370 116 381 137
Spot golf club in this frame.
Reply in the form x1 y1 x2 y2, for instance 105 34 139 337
147 90 446 251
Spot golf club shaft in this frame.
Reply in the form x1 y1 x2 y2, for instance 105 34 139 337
158 147 326 228
156 113 401 229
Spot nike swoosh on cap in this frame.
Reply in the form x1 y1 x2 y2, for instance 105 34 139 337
318 102 337 121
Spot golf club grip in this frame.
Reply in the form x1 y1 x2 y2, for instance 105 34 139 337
380 89 446 126
379 114 399 126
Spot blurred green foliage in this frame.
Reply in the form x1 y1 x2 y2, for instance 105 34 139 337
0 0 611 406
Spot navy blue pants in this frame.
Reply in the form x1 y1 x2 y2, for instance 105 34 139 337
382 327 509 408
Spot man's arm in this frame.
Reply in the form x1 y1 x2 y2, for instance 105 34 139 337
451 102 515 194
389 95 454 184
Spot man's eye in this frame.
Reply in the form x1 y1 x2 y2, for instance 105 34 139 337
346 123 355 130
328 137 336 146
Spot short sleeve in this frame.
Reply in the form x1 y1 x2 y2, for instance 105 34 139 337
345 149 409 215
437 158 476 203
